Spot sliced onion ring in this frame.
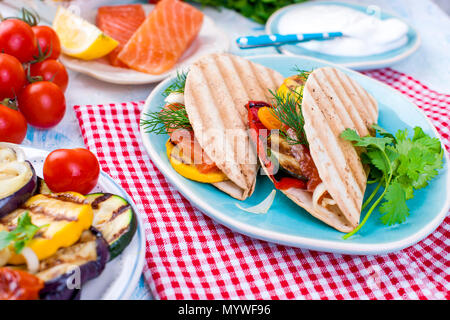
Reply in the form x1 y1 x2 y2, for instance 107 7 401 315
0 143 25 163
0 161 33 198
236 189 277 214
21 247 40 274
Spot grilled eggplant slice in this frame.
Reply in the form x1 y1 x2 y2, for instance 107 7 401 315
1 192 93 264
268 133 308 181
0 160 37 218
36 177 53 195
85 193 137 260
38 228 109 300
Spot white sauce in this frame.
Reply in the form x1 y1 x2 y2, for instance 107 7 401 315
165 92 185 105
278 5 409 57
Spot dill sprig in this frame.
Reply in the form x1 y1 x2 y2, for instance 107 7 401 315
270 89 308 146
291 66 312 82
141 104 192 135
141 71 192 135
162 71 188 97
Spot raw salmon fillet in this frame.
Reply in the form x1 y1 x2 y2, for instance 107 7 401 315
117 0 204 75
96 4 146 67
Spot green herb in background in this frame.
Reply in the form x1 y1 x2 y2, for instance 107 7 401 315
190 0 308 24
341 125 444 239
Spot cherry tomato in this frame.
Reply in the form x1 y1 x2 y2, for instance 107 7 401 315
0 53 26 100
0 102 27 143
43 148 100 194
0 19 36 62
30 59 69 92
0 267 44 300
18 81 66 129
32 25 61 60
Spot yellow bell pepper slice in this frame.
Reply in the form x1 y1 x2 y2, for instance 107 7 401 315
277 75 305 98
6 192 93 265
166 139 228 183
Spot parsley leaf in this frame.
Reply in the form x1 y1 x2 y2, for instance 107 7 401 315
0 212 44 254
341 128 393 150
379 182 410 225
341 125 444 239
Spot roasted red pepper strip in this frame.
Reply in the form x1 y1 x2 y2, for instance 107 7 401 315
274 177 306 190
0 267 44 300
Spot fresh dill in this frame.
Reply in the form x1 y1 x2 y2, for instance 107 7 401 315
162 71 188 97
141 104 192 135
291 66 312 82
141 71 192 135
270 89 308 146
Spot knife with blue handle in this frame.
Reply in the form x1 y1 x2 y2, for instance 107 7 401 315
236 32 343 49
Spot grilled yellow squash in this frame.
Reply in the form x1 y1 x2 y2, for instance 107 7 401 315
2 192 93 265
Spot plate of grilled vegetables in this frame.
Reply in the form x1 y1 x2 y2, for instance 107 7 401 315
0 143 145 300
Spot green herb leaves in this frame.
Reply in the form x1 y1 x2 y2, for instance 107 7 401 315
341 125 444 238
141 70 192 135
162 71 187 97
270 89 308 146
190 0 307 24
141 105 192 135
0 212 43 254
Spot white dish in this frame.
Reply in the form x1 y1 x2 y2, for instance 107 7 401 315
60 4 230 84
266 1 421 70
21 145 146 300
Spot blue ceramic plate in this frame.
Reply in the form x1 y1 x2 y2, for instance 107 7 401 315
140 54 449 255
266 1 421 70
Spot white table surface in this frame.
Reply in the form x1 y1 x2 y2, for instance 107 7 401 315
1 0 448 300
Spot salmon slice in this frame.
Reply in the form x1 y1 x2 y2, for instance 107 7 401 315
117 0 204 75
96 4 146 67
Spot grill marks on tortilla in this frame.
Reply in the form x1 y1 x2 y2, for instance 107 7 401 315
329 68 378 130
184 53 283 199
307 73 367 193
302 67 378 228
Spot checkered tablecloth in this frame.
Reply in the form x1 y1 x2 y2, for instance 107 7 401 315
73 67 449 300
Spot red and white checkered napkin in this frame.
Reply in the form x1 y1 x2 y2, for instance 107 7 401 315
74 68 449 300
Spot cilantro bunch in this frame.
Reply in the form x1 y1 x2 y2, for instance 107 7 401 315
341 125 444 239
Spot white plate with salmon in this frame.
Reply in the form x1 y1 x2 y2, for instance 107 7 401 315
59 1 230 85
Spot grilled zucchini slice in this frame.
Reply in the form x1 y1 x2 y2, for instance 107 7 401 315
85 193 137 260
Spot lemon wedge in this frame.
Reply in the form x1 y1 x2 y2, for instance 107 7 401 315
52 7 118 60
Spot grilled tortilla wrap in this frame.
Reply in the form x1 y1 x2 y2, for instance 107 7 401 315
184 53 284 200
255 67 378 232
